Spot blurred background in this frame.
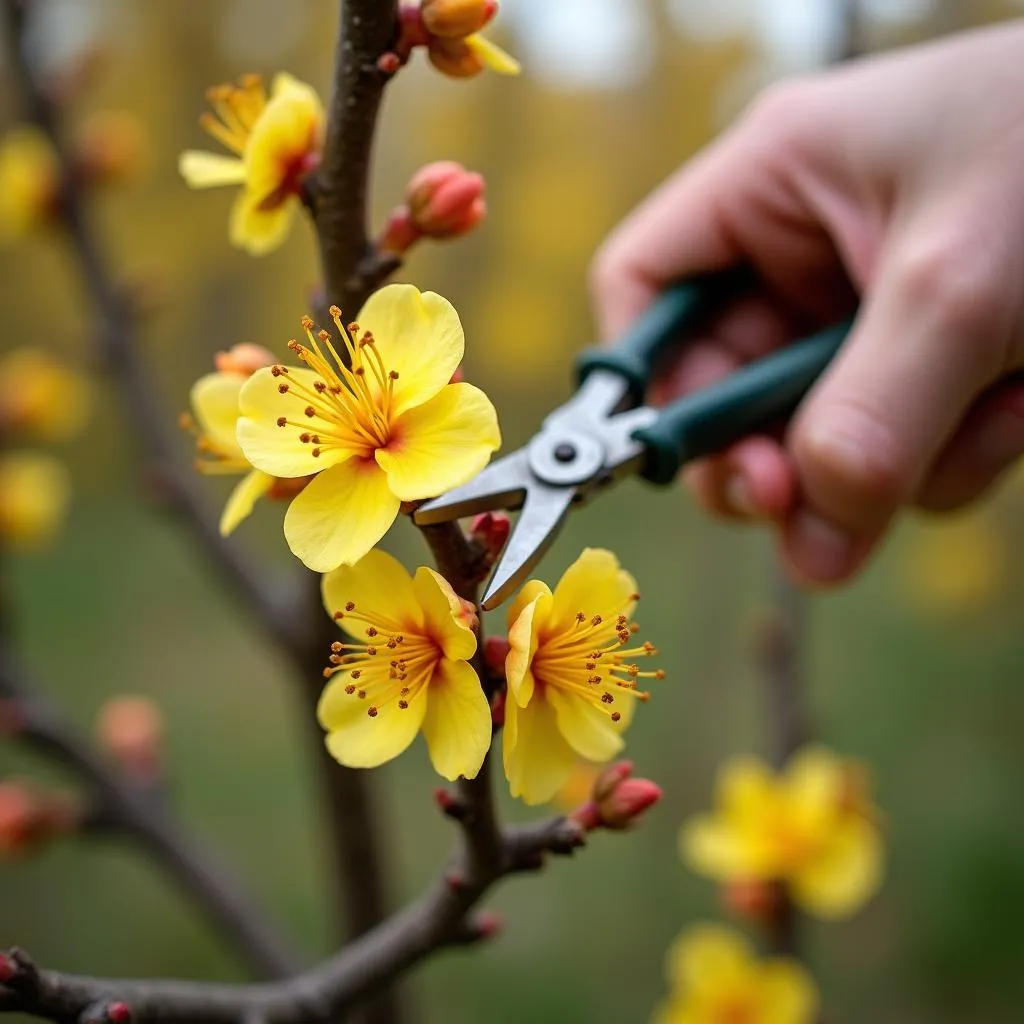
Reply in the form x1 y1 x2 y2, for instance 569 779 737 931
3 1 1024 1021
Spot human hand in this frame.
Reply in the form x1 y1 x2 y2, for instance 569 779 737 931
590 22 1024 586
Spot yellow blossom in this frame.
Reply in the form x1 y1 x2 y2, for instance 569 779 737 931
0 452 70 550
318 548 491 780
237 283 501 572
681 747 883 919
178 73 324 256
0 126 60 242
0 348 91 442
186 344 280 536
653 924 818 1024
502 548 662 805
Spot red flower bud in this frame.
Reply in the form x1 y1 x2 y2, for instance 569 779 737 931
214 343 278 377
377 206 422 256
597 777 662 830
106 1003 132 1024
0 782 44 856
489 687 506 728
449 366 464 384
406 161 485 238
592 759 634 802
468 511 510 560
483 635 509 677
95 697 163 781
472 910 503 939
0 951 17 983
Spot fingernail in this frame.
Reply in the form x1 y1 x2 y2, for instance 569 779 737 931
787 510 855 582
725 474 755 517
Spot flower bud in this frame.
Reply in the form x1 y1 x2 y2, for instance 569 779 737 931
420 0 497 39
0 782 46 857
483 634 509 677
427 37 487 78
0 952 15 983
74 111 146 187
468 511 509 561
596 777 662 830
592 759 634 802
489 687 506 728
214 343 278 377
407 160 486 237
95 696 164 780
377 206 422 257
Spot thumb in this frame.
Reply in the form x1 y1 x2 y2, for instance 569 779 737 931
782 225 1014 584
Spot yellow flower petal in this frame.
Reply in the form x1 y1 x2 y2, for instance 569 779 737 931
321 548 421 633
667 924 752 993
679 815 756 881
465 34 522 75
191 371 246 460
238 365 357 477
245 73 324 200
356 284 465 417
283 457 400 571
318 668 427 769
757 960 820 1024
229 188 297 256
0 452 70 550
717 755 775 819
219 469 274 536
786 746 844 823
548 547 637 635
546 685 624 762
503 695 577 805
178 150 247 188
412 566 476 661
505 583 551 707
376 382 500 501
791 817 883 919
421 659 491 781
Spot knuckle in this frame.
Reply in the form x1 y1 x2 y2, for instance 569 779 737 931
744 76 818 150
792 405 907 525
588 242 625 301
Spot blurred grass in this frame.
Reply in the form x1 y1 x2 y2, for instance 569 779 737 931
4 3 1024 1022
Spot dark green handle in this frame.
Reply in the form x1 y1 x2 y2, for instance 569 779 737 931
635 320 852 485
576 268 753 400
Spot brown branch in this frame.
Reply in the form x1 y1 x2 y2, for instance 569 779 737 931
0 653 301 979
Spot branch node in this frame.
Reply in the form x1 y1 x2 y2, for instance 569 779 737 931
80 1001 132 1024
434 786 469 821
0 948 39 993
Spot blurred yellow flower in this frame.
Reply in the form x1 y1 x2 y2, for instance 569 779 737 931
237 283 501 572
187 353 278 537
0 126 60 242
900 510 1006 618
0 452 70 550
681 747 883 919
0 348 90 442
653 924 818 1024
318 548 490 780
503 548 662 805
178 73 324 256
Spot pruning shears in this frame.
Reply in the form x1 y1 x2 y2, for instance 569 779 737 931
413 268 852 610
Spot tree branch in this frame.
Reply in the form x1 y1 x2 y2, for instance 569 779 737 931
0 653 301 979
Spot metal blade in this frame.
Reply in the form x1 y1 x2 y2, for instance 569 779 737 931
480 482 574 610
413 449 532 525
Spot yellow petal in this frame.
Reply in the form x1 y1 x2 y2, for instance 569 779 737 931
667 924 752 993
283 457 399 571
413 566 476 661
219 469 274 536
791 818 883 919
376 383 500 502
546 686 624 762
245 74 324 200
717 756 775 821
321 548 421 632
178 150 247 188
191 371 246 460
238 365 356 477
548 547 637 635
421 659 491 781
679 815 756 881
0 452 70 550
229 188 296 256
505 584 552 707
356 284 465 417
503 694 576 805
465 34 521 74
757 960 820 1024
785 746 845 824
318 669 427 769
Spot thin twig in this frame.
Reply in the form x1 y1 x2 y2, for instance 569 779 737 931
0 653 301 979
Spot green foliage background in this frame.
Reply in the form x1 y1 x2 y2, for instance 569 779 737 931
3 3 1024 1022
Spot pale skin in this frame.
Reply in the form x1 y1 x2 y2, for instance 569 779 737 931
590 21 1024 586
